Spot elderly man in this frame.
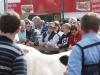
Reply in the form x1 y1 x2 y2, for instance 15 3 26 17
39 22 60 54
68 17 77 26
32 16 47 34
65 12 100 75
18 20 26 44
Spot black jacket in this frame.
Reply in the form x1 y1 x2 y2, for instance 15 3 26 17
57 32 71 49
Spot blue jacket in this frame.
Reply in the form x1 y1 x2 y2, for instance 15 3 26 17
35 21 47 34
41 22 47 34
67 33 100 75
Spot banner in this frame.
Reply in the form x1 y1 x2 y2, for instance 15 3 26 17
64 0 76 12
90 0 100 13
75 0 90 12
8 3 21 16
21 5 34 14
31 0 91 13
21 0 62 14
8 0 100 17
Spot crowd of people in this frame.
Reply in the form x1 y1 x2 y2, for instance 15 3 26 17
13 15 84 54
64 12 100 75
0 11 100 75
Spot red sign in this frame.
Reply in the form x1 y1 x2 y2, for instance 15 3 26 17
90 0 100 13
34 0 62 14
7 0 100 17
8 3 21 17
75 0 90 12
64 0 76 12
21 0 62 14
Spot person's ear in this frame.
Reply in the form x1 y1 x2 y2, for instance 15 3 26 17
15 27 20 33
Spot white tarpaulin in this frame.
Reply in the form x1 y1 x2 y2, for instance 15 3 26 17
8 0 20 3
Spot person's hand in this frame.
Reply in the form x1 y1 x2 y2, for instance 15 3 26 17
28 41 33 44
58 44 62 47
63 68 68 75
63 71 67 75
20 37 26 43
68 45 72 51
28 41 34 46
40 42 45 46
53 44 59 49
68 47 73 51
44 45 50 50
43 42 47 45
40 43 44 46
40 42 47 46
68 48 71 51
25 42 31 46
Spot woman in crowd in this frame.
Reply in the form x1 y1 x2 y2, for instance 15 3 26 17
54 20 63 37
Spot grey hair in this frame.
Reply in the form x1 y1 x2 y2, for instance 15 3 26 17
32 16 41 23
21 20 25 25
68 17 77 22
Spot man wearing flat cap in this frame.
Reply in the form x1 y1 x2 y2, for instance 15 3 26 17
38 22 60 54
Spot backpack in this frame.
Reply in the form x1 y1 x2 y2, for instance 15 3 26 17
76 42 100 75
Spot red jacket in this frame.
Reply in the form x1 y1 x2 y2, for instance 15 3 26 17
69 30 82 46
